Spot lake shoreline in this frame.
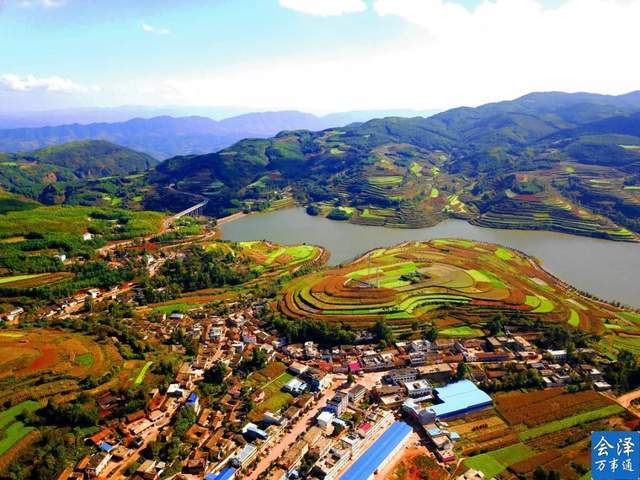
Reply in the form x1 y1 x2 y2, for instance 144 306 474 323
221 207 640 308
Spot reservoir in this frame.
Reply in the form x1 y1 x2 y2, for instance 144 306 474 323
221 207 640 308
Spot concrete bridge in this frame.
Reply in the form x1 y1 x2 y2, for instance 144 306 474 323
174 199 209 219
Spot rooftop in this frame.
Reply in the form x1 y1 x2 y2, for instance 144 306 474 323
341 421 412 480
430 380 492 418
204 467 237 480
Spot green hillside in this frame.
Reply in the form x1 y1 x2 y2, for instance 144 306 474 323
148 91 640 240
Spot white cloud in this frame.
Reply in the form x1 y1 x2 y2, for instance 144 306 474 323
18 0 67 7
136 0 640 113
0 73 98 93
279 0 367 16
142 22 170 35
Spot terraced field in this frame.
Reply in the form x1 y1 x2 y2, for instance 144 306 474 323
279 239 632 335
0 329 122 406
231 240 327 276
473 191 636 241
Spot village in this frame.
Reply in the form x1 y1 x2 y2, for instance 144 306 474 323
51 291 618 480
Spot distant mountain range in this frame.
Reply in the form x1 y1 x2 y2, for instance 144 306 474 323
1 91 639 242
0 108 440 159
149 90 640 240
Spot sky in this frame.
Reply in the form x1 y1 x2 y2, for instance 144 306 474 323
0 0 639 114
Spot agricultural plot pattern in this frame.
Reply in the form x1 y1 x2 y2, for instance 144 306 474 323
473 170 636 241
146 240 328 312
234 241 327 276
0 329 122 406
280 239 634 337
457 389 630 479
315 143 469 228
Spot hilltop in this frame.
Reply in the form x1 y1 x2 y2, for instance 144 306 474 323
0 140 156 204
151 90 640 240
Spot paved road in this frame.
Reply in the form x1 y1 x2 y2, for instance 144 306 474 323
244 375 345 480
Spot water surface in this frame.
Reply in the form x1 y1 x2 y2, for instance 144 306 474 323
221 208 640 307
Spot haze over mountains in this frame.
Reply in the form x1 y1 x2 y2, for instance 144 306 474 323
1 90 640 242
0 108 439 159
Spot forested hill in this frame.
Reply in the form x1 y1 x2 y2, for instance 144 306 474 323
150 90 640 240
0 140 156 200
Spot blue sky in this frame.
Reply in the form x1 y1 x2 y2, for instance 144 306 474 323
0 0 638 113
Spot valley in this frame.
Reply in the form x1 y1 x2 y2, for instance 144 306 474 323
0 91 639 480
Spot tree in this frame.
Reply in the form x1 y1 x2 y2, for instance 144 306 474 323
424 326 438 342
456 361 470 380
347 371 355 385
372 319 395 345
306 204 320 216
488 315 503 336
204 362 228 384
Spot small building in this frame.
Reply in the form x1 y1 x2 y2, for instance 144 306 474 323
166 383 184 398
347 384 367 403
204 468 237 480
385 368 419 385
82 232 94 241
186 392 200 414
325 392 349 416
136 459 165 480
85 452 111 477
279 439 308 472
317 411 335 432
231 443 258 468
262 411 283 425
420 364 453 383
404 380 432 398
210 326 225 342
546 349 567 362
594 381 612 391
283 378 308 396
288 361 309 375
5 307 24 323
243 422 269 441
457 469 485 480
302 368 331 391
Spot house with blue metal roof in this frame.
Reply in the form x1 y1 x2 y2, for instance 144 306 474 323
340 421 412 480
204 467 236 480
403 380 492 423
430 380 493 419
186 392 201 414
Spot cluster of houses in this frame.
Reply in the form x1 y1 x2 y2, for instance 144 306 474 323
44 284 619 480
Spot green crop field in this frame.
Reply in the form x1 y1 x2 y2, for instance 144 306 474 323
495 247 514 260
75 352 94 367
134 361 154 385
0 401 40 430
153 303 193 314
568 309 580 327
519 404 624 441
0 421 35 456
368 176 403 186
280 240 629 333
247 370 295 422
465 443 535 479
0 205 163 240
439 326 484 337
0 273 48 285
617 311 640 323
